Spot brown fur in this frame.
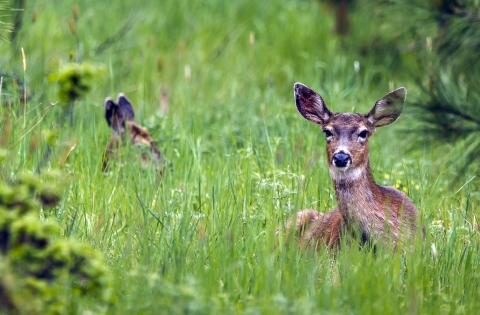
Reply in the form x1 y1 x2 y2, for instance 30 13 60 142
283 209 344 250
282 83 420 251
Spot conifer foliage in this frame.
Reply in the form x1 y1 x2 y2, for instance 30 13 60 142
360 0 480 174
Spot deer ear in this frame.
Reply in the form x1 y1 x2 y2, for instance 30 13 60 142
104 95 126 133
105 97 116 127
366 87 406 127
294 82 332 126
117 93 135 121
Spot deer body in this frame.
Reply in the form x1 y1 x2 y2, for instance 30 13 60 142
285 83 419 250
103 94 165 173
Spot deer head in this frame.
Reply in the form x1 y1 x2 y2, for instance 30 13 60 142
294 83 406 181
103 93 165 172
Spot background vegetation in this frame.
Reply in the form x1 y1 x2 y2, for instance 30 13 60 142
0 0 479 314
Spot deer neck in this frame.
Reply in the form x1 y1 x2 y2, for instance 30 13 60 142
330 162 383 225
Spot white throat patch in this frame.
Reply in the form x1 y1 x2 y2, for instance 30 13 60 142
329 166 363 181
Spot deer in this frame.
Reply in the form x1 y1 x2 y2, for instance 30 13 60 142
282 83 420 252
102 93 166 174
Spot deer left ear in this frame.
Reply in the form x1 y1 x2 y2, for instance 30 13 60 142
366 87 406 127
116 93 135 122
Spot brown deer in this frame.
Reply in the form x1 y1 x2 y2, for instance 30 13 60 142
102 93 166 173
283 83 420 251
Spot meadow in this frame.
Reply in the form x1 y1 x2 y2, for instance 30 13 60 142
1 0 479 314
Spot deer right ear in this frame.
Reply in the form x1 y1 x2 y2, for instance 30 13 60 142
294 82 332 126
105 95 127 133
105 97 116 127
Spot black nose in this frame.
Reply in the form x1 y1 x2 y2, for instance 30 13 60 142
333 153 351 168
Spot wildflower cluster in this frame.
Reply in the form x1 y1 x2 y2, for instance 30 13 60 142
379 159 421 194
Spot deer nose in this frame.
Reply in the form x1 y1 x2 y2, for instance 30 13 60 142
333 152 351 168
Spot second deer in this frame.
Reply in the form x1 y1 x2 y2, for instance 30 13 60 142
283 83 420 251
103 93 167 174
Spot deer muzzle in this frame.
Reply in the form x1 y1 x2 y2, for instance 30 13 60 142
332 152 351 169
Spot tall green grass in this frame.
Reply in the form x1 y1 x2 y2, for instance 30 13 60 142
1 0 479 314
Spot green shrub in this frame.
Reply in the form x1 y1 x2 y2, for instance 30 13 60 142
0 171 110 315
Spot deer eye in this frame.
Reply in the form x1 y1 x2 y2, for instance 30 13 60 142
323 129 333 138
358 130 368 139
